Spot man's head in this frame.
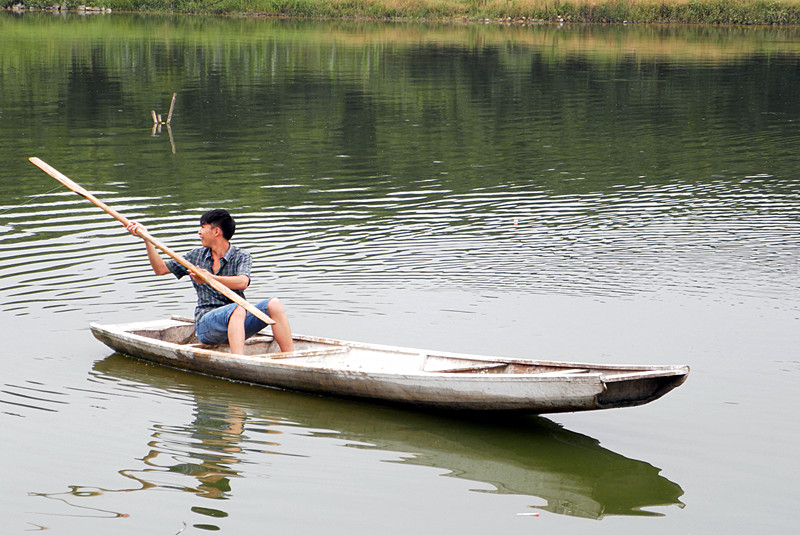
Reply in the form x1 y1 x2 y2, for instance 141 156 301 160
200 209 236 241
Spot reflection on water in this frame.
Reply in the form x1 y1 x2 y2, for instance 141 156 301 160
1 15 799 320
2 14 799 534
395 417 684 519
24 354 684 524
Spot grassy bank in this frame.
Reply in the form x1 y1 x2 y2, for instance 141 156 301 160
6 0 800 25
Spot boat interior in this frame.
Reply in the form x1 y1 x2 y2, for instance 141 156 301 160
120 318 681 379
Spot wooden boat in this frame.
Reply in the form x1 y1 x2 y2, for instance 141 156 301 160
90 317 689 413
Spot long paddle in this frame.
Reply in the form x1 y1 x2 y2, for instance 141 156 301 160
28 157 275 326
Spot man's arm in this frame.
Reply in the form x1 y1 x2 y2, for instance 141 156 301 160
191 270 249 290
191 245 251 290
127 222 170 276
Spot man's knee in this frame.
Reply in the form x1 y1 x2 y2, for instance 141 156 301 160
267 297 284 316
230 305 246 322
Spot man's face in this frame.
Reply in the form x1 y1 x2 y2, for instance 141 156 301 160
198 223 219 246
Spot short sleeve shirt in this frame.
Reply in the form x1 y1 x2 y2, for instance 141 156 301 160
167 244 252 322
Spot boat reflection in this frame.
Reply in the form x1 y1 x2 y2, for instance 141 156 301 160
90 353 684 520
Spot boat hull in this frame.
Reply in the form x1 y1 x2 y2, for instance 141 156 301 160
90 319 689 413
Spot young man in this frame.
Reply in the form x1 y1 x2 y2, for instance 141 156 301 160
127 209 294 354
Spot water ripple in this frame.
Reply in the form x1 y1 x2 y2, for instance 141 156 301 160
1 176 798 317
1 382 68 414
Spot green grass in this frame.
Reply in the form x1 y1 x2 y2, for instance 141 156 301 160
6 0 800 24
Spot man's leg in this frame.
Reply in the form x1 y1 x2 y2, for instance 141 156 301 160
243 298 294 353
227 305 247 354
196 303 237 346
267 298 294 353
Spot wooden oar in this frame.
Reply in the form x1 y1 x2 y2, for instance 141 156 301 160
28 157 275 326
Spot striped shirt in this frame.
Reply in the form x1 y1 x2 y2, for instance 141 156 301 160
167 244 252 322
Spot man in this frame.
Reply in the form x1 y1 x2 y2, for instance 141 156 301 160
126 209 294 354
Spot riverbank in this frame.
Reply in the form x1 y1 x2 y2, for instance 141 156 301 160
6 0 800 25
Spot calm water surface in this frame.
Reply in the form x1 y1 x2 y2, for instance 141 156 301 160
1 13 799 534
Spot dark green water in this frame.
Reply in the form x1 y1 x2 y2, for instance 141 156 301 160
1 12 799 534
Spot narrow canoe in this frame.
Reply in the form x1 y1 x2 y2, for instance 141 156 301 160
90 317 689 413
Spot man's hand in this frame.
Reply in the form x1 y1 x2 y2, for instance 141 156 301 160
190 268 211 285
127 221 171 276
126 221 145 237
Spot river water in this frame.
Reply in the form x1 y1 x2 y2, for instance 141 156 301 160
1 12 799 534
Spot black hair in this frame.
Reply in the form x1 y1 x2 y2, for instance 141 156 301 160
200 209 236 240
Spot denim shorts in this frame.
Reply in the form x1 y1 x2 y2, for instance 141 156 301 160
195 298 273 345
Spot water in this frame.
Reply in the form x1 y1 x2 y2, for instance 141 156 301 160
1 13 799 533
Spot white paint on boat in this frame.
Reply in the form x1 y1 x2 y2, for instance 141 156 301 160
90 318 689 413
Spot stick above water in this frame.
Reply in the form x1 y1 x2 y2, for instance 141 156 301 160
28 157 275 326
